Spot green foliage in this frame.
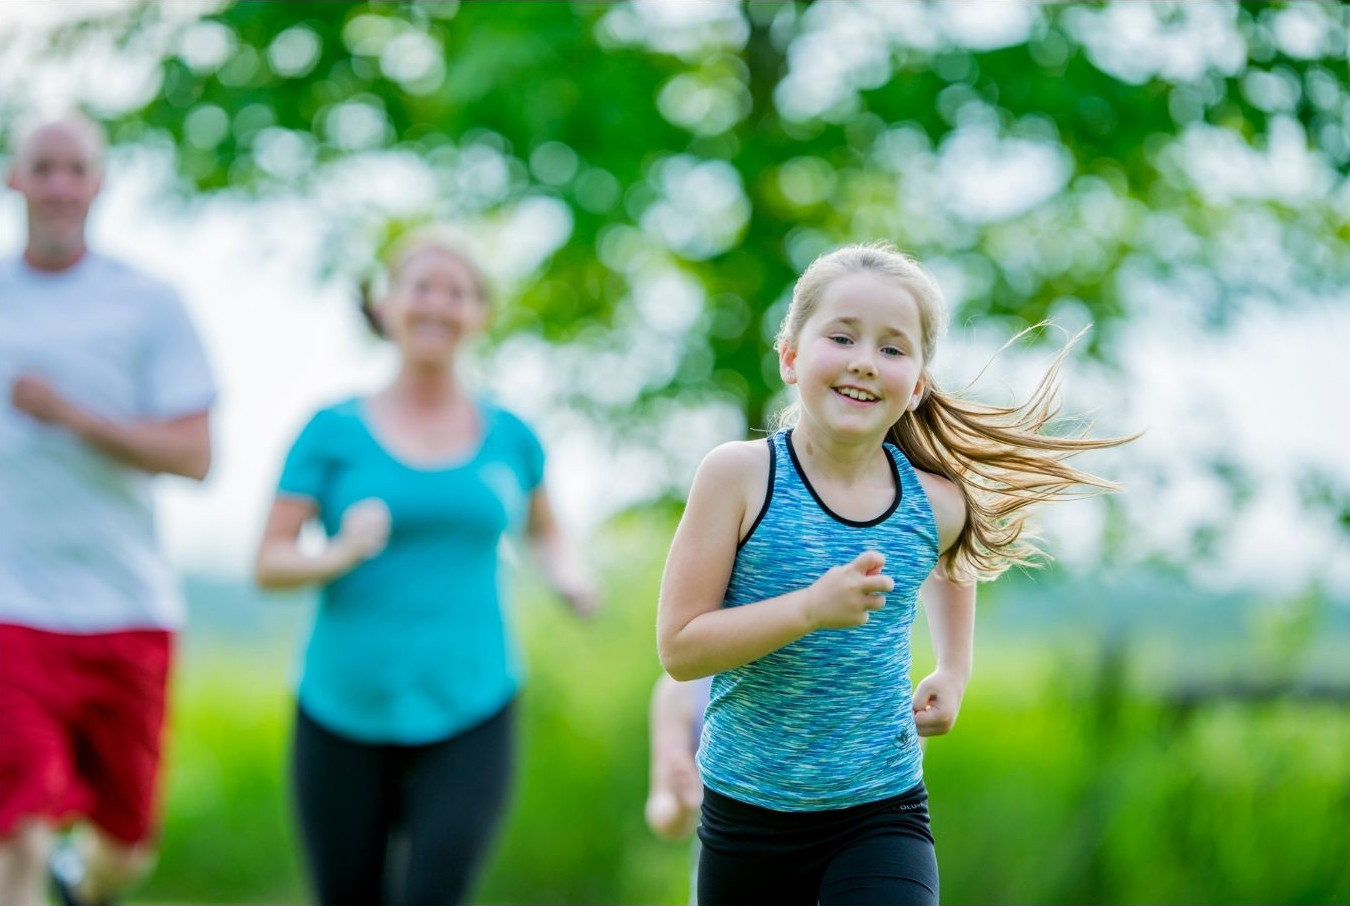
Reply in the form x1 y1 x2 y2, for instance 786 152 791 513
14 1 1350 436
9 0 1350 553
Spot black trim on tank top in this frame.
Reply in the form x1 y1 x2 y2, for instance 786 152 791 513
785 428 902 528
737 436 777 550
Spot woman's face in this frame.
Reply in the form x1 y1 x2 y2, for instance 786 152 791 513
379 247 487 367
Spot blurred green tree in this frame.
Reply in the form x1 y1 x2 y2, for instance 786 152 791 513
7 1 1346 427
4 1 1348 545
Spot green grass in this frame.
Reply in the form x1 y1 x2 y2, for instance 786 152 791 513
134 514 1350 904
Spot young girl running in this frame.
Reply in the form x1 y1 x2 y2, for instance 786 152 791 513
657 242 1133 905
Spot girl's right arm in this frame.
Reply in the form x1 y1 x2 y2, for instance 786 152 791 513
254 496 389 590
657 443 895 681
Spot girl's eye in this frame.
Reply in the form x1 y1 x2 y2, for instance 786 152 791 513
829 335 852 346
882 346 904 357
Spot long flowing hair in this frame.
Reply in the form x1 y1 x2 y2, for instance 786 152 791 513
777 242 1137 583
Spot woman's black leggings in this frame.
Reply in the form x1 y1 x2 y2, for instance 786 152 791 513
291 701 515 905
697 782 939 905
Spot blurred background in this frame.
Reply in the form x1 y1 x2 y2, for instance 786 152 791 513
2 1 1349 903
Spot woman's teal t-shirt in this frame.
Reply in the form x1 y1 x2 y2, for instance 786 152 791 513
277 396 544 745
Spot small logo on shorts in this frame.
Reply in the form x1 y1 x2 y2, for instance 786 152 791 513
887 799 925 812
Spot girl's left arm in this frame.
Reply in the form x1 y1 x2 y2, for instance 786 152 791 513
913 570 975 736
526 483 600 617
912 470 975 736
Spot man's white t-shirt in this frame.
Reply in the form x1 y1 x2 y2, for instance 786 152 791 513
0 253 216 633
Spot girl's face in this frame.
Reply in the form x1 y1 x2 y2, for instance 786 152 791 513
378 247 486 368
780 272 928 439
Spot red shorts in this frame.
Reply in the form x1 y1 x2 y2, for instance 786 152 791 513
0 623 172 845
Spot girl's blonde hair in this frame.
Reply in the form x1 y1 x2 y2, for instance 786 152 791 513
777 241 1135 583
358 228 489 336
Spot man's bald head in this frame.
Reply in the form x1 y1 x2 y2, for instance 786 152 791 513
6 113 106 270
9 113 106 176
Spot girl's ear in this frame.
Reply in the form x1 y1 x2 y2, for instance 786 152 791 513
908 374 928 411
778 343 798 385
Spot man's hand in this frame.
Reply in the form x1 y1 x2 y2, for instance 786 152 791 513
11 375 73 426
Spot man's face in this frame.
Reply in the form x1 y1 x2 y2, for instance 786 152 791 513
6 122 102 250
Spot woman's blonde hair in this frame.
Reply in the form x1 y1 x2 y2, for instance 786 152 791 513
358 228 489 336
776 241 1135 583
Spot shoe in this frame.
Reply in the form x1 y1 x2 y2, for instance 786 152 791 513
50 842 110 906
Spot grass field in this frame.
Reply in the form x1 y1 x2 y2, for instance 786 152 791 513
136 515 1350 904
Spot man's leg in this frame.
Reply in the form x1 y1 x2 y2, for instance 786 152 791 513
69 629 172 903
52 823 157 905
0 818 56 906
0 625 83 905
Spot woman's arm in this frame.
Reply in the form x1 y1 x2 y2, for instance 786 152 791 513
525 484 599 617
657 442 896 681
254 496 388 590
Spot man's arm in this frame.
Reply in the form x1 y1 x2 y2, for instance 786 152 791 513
11 375 211 480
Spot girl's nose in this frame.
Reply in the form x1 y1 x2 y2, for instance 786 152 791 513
849 355 877 377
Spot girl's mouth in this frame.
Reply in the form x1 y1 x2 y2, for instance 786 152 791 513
834 386 879 404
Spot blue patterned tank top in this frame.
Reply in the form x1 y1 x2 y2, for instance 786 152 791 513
696 428 940 811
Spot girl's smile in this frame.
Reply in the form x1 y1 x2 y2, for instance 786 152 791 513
833 385 880 404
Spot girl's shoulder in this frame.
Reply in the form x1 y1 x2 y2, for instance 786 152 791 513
691 438 771 508
697 437 771 485
690 438 772 533
911 467 967 549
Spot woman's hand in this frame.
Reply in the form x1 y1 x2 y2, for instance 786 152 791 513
335 498 391 564
555 571 601 619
